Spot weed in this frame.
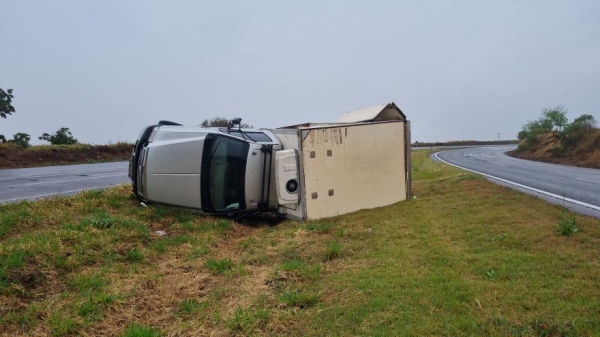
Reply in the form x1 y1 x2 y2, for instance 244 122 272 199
300 264 322 280
151 206 171 220
66 274 107 293
204 258 234 275
505 319 577 336
0 249 35 290
120 218 151 241
90 212 116 229
0 208 30 237
176 298 207 316
106 194 123 208
324 241 343 261
227 307 271 332
0 249 30 271
78 293 117 321
174 211 194 223
486 233 507 243
149 235 194 253
281 259 303 272
306 221 334 233
77 299 101 320
0 303 39 329
83 189 106 199
557 209 579 236
121 323 162 337
279 259 322 280
188 246 210 259
278 291 320 308
128 247 145 263
47 312 81 336
485 269 496 281
200 220 233 232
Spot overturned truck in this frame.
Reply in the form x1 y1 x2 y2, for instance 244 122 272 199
129 102 411 221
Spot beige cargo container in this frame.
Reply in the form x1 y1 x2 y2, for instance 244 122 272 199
271 102 410 221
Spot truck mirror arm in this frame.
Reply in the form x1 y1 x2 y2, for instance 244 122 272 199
228 117 253 141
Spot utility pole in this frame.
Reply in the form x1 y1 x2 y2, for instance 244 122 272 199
497 133 500 141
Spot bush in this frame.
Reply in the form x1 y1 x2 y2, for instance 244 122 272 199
201 116 252 128
9 133 31 148
518 106 597 151
39 127 78 145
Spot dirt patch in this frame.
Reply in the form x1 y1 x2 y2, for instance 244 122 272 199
0 143 133 169
507 130 600 169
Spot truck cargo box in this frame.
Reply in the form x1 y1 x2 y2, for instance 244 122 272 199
272 103 410 221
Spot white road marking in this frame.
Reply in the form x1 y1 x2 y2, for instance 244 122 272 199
434 152 600 211
4 173 126 188
576 178 600 184
0 167 126 182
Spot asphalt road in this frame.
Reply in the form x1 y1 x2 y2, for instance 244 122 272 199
0 161 130 203
435 146 600 218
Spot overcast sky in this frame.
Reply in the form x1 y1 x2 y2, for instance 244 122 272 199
1 1 599 144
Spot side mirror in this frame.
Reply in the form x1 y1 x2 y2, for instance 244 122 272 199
228 117 243 130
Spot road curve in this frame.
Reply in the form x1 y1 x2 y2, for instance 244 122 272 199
434 146 600 218
0 161 130 204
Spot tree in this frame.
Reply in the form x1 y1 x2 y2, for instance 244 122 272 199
0 88 16 119
200 117 252 128
541 105 569 131
9 133 31 148
517 105 570 150
570 114 597 132
559 114 598 147
39 127 78 145
517 119 552 142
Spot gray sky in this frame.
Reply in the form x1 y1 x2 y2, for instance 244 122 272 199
1 1 599 144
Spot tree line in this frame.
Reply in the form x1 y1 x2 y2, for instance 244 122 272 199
1 88 78 148
517 105 597 151
1 88 254 149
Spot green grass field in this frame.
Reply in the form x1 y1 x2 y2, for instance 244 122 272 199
1 151 599 336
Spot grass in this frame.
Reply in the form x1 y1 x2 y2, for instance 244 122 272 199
204 258 235 275
175 298 207 317
1 150 600 336
121 324 162 337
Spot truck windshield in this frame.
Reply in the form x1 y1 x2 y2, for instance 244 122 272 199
201 135 249 212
